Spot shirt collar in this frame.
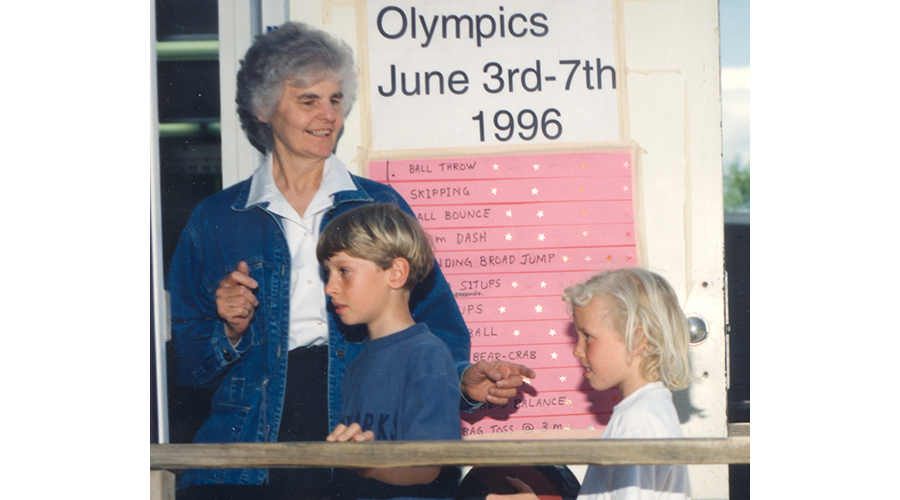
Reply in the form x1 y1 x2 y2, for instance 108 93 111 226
246 154 356 220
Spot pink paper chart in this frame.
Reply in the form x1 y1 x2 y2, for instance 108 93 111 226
369 151 637 439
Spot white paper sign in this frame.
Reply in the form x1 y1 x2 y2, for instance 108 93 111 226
366 0 619 151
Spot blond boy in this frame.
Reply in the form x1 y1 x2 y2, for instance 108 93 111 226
317 203 461 500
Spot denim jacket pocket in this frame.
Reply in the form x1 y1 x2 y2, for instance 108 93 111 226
201 402 253 443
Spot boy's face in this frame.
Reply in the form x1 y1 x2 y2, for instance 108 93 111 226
323 251 392 330
572 296 646 399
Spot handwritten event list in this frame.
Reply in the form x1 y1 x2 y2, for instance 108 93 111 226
368 151 637 439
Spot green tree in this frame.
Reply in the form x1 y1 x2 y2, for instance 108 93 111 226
723 158 750 213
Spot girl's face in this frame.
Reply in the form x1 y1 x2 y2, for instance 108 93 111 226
572 296 647 398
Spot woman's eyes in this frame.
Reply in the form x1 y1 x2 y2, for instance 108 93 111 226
298 98 342 107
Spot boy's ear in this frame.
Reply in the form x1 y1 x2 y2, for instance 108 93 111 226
387 257 410 290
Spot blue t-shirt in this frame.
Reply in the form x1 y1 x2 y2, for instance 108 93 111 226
333 322 462 500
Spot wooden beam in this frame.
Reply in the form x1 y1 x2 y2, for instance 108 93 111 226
150 470 176 500
728 423 750 437
151 438 749 470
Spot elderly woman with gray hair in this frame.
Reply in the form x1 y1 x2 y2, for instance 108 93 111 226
165 22 535 500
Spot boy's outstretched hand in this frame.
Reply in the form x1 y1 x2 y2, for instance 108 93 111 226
486 476 540 500
326 423 374 442
461 360 537 405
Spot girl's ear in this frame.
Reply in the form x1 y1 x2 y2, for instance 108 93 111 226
628 325 648 363
387 257 410 290
634 325 647 352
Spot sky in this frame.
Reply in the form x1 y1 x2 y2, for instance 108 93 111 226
719 0 750 167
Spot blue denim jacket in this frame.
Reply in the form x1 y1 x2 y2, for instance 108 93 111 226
166 173 471 488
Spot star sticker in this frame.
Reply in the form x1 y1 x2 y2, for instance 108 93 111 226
623 185 629 192
549 329 557 336
493 164 500 170
579 187 585 193
538 234 545 241
523 377 531 384
583 231 588 237
582 209 588 214
624 161 630 168
531 188 539 195
536 210 544 218
491 187 497 195
535 305 543 313
580 163 586 169
566 399 572 405
588 425 595 431
513 330 520 336
505 233 513 241
499 306 506 313
626 231 632 237
563 256 569 262
506 210 512 217
540 281 547 288
585 256 592 262
551 352 558 359
533 164 540 171
559 376 567 382
512 281 519 288
626 255 633 261
606 255 613 261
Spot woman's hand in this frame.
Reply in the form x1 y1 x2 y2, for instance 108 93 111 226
461 360 537 405
486 476 540 500
215 261 259 345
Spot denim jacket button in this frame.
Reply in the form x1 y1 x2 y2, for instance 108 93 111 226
336 349 344 359
223 350 233 362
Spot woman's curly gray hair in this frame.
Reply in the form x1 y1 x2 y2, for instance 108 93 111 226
236 22 358 153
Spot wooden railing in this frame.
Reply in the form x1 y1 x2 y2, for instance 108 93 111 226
150 424 748 500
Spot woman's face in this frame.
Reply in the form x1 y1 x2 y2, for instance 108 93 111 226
263 77 344 164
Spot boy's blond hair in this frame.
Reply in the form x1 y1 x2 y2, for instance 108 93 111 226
316 203 434 291
562 268 693 391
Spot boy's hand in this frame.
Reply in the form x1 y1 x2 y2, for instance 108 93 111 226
327 423 441 486
486 476 539 500
462 360 537 405
326 423 375 442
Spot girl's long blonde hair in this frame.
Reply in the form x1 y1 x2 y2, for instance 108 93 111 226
562 268 693 391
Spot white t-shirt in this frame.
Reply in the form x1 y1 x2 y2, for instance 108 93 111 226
246 154 357 350
577 382 691 500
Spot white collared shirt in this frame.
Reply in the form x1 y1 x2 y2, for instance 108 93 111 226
247 154 357 350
